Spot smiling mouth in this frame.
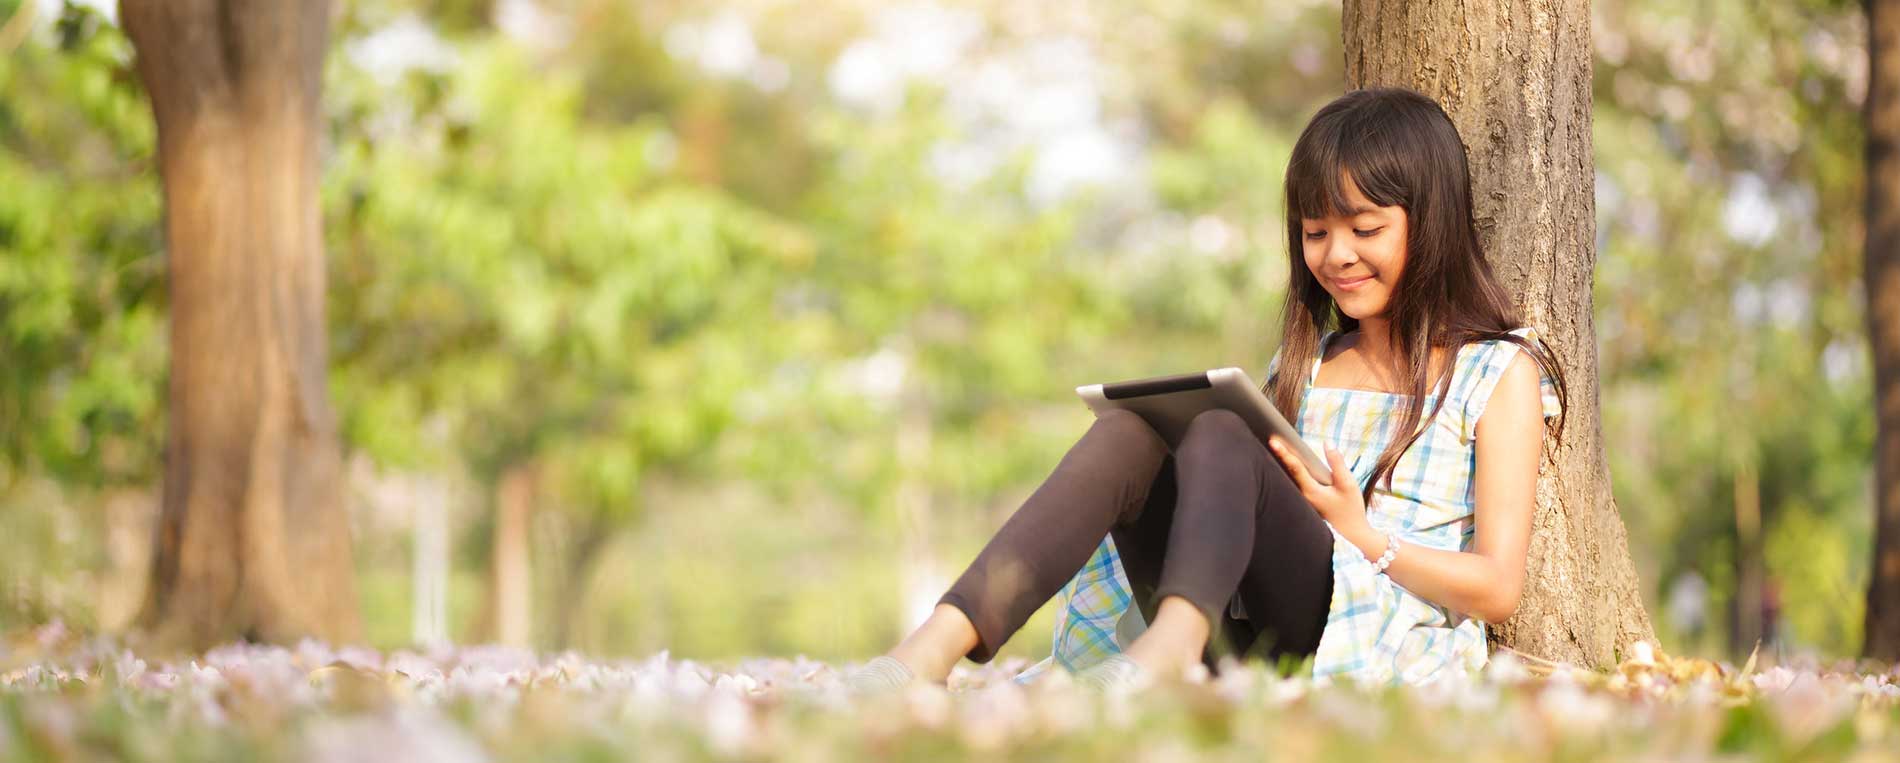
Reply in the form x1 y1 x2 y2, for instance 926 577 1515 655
1333 275 1374 289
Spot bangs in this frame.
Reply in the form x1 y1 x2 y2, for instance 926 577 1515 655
1286 143 1362 221
1284 102 1411 221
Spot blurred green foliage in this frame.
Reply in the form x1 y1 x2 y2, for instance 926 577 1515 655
1591 0 1873 656
0 0 1877 664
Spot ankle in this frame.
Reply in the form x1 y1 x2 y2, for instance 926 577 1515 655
1121 597 1212 677
1121 637 1199 677
887 604 979 683
885 642 951 683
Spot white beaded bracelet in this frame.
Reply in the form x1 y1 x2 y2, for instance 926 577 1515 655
1372 534 1400 573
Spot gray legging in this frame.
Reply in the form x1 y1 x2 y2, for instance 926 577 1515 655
938 408 1334 669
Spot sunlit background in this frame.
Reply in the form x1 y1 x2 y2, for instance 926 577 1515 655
0 0 1872 664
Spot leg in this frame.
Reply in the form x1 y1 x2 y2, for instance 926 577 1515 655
1152 409 1274 623
1224 441 1334 666
1123 409 1331 674
1104 454 1220 675
1106 454 1176 629
899 409 1169 678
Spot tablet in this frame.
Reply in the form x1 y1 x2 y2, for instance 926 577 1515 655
1075 367 1334 486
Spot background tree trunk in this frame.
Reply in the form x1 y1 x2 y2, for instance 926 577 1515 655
123 0 359 649
411 476 450 646
1340 0 1656 667
1863 0 1900 661
895 366 945 634
1733 461 1765 654
491 464 536 647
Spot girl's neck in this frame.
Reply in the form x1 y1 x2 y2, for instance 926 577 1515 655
1349 316 1397 367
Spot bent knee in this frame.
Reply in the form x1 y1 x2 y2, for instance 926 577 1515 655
1091 408 1166 453
1181 408 1251 448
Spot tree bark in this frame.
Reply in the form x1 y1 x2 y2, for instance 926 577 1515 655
1341 0 1656 667
1863 0 1900 661
123 0 359 649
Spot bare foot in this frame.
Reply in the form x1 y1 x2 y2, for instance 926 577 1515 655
884 603 981 683
1119 596 1212 679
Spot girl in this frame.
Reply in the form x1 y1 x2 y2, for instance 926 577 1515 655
847 86 1568 690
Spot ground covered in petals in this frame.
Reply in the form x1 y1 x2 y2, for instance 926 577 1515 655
6 626 1900 762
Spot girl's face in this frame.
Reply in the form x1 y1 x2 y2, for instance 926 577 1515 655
1300 173 1410 321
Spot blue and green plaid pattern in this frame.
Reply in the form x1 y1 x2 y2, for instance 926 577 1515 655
1011 537 1130 683
1018 326 1562 686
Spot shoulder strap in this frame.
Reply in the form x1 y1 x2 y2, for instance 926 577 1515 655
1309 330 1336 386
1456 326 1562 441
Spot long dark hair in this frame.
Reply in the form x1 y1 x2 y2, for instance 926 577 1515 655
1264 87 1570 507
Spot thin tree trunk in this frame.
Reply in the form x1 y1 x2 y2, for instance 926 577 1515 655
1734 460 1763 655
552 523 610 650
1862 0 1900 661
1341 0 1656 667
412 476 450 646
492 464 536 647
99 489 158 630
123 0 359 649
896 365 943 633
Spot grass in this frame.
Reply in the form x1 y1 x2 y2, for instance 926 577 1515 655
4 624 1900 762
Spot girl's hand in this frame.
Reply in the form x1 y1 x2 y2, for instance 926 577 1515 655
1266 437 1369 531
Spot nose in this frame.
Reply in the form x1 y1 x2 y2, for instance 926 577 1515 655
1324 238 1358 269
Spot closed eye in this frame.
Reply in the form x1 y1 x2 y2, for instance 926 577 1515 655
1353 227 1383 238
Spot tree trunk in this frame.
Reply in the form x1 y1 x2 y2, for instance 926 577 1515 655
552 522 610 650
1733 460 1764 655
1863 0 1900 661
896 391 944 633
1341 0 1656 668
491 464 536 647
411 476 450 646
123 0 359 649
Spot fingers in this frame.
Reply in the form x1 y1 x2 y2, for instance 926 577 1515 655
1267 437 1314 492
1323 446 1350 489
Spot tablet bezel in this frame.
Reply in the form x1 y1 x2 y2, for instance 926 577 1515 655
1075 367 1334 487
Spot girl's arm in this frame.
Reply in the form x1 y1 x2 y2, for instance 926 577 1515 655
1267 352 1547 624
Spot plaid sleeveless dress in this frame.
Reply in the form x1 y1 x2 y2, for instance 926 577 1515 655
1017 326 1562 686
